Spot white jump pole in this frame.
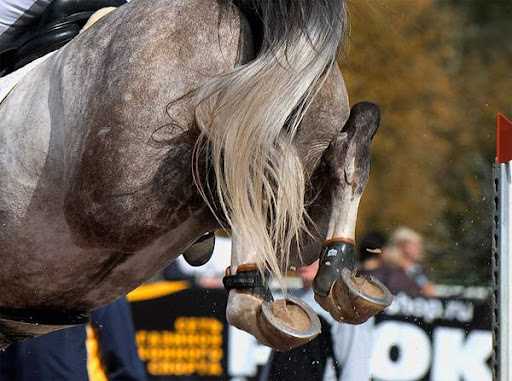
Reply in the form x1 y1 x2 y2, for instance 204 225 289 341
494 113 512 381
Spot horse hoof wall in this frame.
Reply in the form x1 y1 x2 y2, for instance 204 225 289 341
257 296 321 351
315 268 393 324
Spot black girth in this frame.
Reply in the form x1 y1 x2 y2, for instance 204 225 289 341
0 306 89 326
0 306 89 348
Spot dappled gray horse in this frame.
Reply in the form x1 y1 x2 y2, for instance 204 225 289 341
0 0 391 350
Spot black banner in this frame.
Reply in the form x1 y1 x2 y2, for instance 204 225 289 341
129 283 492 381
371 292 492 381
129 282 229 380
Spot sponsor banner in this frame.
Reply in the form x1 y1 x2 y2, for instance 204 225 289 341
372 293 492 381
129 284 492 381
129 282 229 380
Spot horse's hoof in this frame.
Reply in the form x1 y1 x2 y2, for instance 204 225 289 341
314 268 393 324
258 296 321 351
182 232 215 266
226 291 320 351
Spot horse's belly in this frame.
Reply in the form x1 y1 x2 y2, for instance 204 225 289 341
0 54 132 311
0 73 201 311
0 186 204 311
0 221 183 311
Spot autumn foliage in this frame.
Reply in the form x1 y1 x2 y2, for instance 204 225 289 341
341 0 511 284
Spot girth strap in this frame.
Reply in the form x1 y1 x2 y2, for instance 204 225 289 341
0 306 89 326
0 306 89 349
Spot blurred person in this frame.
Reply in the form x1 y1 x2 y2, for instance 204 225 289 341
388 227 436 297
358 231 387 274
365 227 436 297
0 325 88 381
0 297 146 381
260 260 374 381
357 231 420 296
87 297 147 381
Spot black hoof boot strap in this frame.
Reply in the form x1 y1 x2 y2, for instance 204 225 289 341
313 241 357 297
223 266 273 302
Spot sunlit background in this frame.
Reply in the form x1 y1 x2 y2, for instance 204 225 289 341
344 0 512 285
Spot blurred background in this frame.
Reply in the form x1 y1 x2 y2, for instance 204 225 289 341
344 0 512 286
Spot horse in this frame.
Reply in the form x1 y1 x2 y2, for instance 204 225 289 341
0 0 392 351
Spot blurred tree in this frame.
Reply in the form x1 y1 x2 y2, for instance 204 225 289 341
435 0 512 285
342 0 511 285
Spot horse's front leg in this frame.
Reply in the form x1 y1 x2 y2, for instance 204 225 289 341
313 102 393 324
223 231 321 351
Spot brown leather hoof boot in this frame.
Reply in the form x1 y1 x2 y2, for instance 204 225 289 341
313 241 393 324
224 265 321 351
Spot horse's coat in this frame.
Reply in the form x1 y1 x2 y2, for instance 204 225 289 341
0 0 387 348
0 0 242 311
0 0 347 308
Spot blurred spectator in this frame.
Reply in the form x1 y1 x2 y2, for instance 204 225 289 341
358 231 387 274
363 227 436 297
388 227 436 297
87 297 147 381
0 297 146 381
0 325 88 381
260 260 374 381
